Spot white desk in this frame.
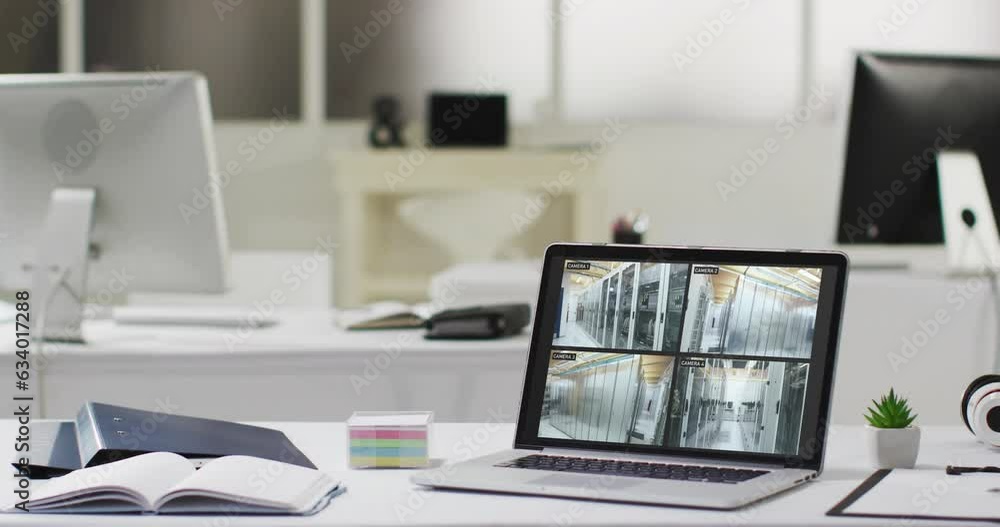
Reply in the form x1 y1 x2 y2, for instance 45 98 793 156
1 422 995 526
0 309 530 422
1 269 997 424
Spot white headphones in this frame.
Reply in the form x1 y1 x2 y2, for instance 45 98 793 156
961 375 1000 447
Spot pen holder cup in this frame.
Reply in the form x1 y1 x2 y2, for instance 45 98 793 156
347 411 433 469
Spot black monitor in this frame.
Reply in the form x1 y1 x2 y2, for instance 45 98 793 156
837 53 1000 244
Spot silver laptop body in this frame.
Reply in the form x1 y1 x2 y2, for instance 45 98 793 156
413 244 849 509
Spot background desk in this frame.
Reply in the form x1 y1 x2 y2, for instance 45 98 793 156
0 309 530 423
2 422 995 526
1 269 997 425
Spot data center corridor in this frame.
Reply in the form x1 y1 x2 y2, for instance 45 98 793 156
541 352 676 445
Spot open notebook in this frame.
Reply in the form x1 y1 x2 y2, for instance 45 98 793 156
12 452 342 515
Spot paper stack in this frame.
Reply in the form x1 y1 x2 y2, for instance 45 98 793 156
347 412 432 468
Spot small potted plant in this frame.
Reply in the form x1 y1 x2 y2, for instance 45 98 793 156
865 388 920 469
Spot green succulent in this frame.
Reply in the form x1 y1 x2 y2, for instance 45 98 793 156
865 388 917 429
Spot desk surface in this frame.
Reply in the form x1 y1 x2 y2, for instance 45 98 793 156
0 308 530 371
2 422 996 526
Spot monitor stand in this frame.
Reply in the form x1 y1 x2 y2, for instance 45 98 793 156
30 188 96 343
937 151 1000 277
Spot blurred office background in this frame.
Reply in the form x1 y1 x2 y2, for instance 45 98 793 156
5 0 999 264
2 0 999 424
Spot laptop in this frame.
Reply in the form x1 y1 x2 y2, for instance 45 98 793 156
412 243 849 509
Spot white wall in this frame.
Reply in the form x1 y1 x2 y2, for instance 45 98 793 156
596 122 840 249
215 120 843 255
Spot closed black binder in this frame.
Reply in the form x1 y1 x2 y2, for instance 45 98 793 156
17 402 315 478
425 303 531 339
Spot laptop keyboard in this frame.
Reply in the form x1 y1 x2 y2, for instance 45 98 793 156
495 454 770 484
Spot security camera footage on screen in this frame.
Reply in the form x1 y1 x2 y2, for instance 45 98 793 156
542 261 821 456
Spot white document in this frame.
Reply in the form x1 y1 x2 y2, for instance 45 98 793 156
835 469 1000 521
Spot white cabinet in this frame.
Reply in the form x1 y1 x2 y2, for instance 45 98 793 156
330 149 602 306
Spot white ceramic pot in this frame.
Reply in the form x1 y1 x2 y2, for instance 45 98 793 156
866 425 921 469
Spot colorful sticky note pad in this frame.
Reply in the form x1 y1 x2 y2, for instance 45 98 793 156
346 412 432 469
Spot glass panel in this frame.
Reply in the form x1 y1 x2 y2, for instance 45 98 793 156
651 358 674 445
326 0 550 121
597 364 613 442
746 284 763 353
85 0 302 120
597 279 607 345
774 362 808 453
622 356 641 444
661 264 688 352
760 288 777 356
729 277 751 355
590 290 597 338
680 271 711 352
0 0 60 74
608 357 632 443
603 273 618 348
583 370 595 440
615 264 635 348
633 263 662 350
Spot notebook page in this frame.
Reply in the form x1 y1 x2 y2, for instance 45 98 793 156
159 455 334 511
30 452 194 510
336 302 414 328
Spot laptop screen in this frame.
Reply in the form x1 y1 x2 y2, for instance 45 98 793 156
518 249 845 465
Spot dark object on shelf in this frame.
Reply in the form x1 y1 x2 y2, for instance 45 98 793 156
427 92 507 147
612 209 648 244
369 95 404 148
613 232 642 244
425 303 530 339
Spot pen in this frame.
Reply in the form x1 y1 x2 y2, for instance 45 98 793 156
945 465 1000 475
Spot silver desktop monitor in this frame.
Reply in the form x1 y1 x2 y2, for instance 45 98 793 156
0 72 230 342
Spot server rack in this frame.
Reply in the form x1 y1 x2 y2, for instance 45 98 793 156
562 262 690 352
